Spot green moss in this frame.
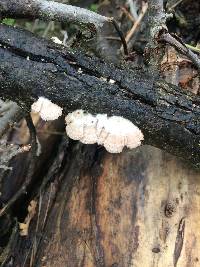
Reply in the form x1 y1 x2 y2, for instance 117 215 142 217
89 4 98 13
2 18 16 26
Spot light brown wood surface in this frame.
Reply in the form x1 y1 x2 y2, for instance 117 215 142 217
35 144 200 267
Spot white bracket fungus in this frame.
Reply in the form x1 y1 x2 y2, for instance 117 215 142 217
31 97 63 121
51 36 63 45
65 110 144 153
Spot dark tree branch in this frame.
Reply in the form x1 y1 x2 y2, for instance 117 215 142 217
111 19 128 55
160 33 200 71
145 0 167 68
0 0 108 28
0 24 200 166
0 0 128 55
146 0 200 71
147 0 166 38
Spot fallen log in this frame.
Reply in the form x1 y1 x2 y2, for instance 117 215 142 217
0 24 199 166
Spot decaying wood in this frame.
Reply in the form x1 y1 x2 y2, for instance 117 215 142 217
11 143 200 267
0 116 65 265
0 100 22 138
160 33 200 71
0 116 64 204
1 1 200 267
0 24 199 166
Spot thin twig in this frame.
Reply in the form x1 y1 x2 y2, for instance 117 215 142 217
160 33 200 71
166 0 184 11
125 2 148 44
105 36 121 41
185 44 200 54
31 19 39 32
120 6 135 23
127 0 139 21
110 18 129 55
0 114 37 217
42 21 54 38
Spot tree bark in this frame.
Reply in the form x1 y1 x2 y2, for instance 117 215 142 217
9 142 200 267
1 1 200 267
0 0 108 28
0 24 200 166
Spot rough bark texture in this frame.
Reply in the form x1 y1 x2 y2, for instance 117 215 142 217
145 0 166 68
41 146 200 267
10 143 200 267
0 100 21 138
1 1 200 267
0 24 200 166
0 0 108 28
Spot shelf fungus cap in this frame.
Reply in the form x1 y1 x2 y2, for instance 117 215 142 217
65 110 98 143
102 116 144 153
31 97 63 121
65 110 144 153
80 114 98 144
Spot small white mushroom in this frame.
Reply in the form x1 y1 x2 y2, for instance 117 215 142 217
51 36 63 45
65 110 144 153
31 97 63 121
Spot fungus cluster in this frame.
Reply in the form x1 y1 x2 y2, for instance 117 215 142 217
31 97 63 121
65 110 144 153
31 98 143 153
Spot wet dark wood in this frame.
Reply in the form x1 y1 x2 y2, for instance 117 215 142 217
0 24 199 166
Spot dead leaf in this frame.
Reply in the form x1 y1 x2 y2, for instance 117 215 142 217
19 200 37 236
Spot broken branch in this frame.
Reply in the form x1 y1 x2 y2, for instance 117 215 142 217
0 24 199 166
